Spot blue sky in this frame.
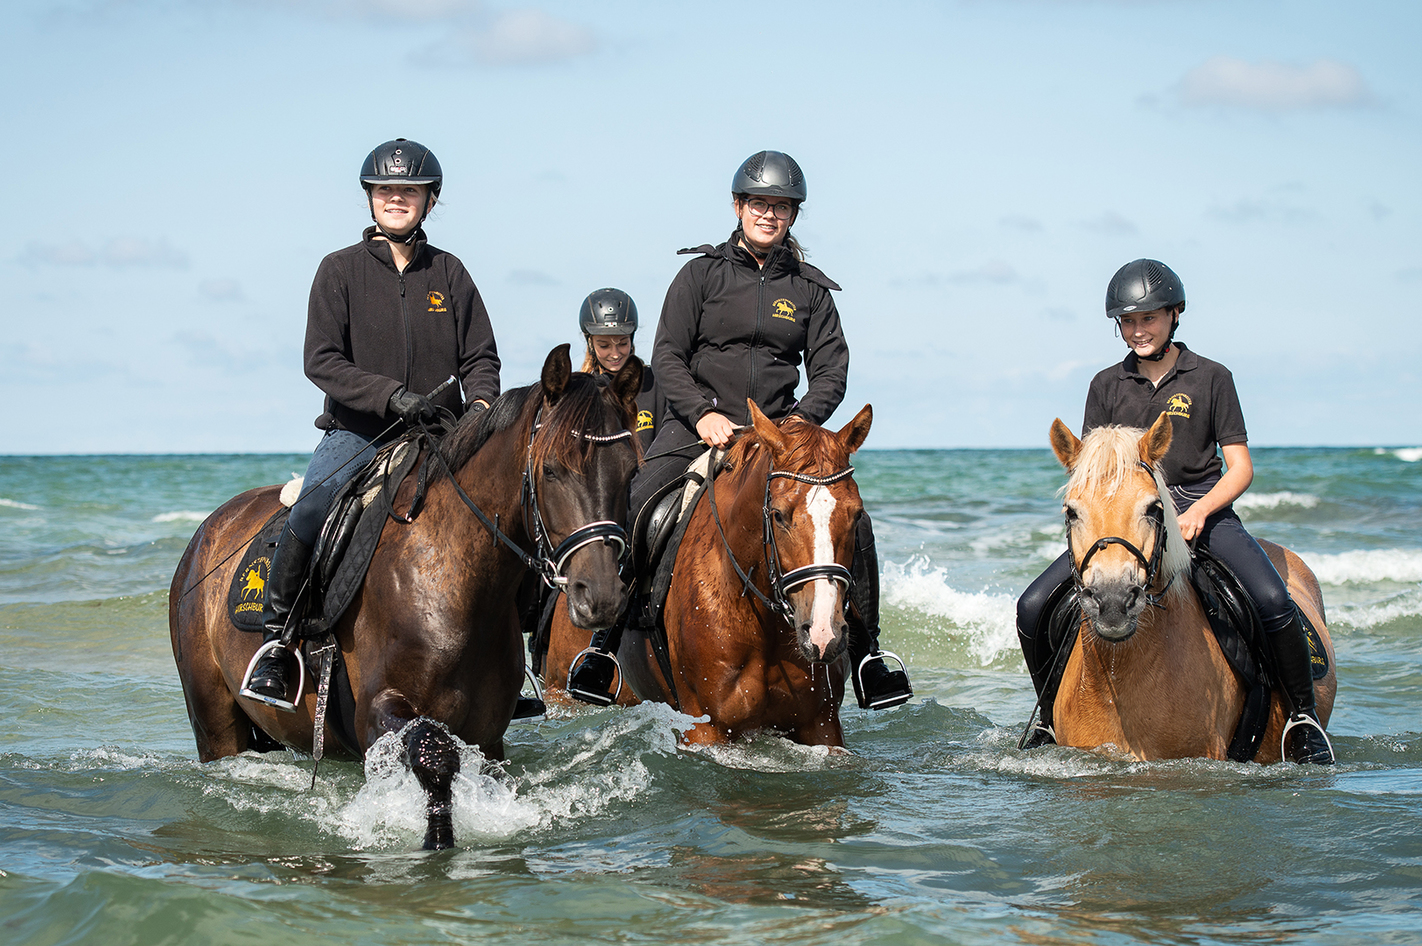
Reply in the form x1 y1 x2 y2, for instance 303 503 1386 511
3 0 1418 452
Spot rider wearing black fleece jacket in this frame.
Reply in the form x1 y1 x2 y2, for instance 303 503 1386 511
305 226 500 437
651 231 848 429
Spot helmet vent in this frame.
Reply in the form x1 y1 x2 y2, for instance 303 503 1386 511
744 151 767 182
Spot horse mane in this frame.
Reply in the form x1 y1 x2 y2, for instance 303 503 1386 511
441 373 636 474
724 414 848 477
1064 425 1192 600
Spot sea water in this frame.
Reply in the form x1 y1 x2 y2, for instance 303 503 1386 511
1 448 1420 945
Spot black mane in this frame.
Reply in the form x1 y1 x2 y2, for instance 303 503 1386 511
440 373 628 472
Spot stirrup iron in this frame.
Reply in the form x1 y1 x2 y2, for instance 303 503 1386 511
566 647 622 706
856 650 911 710
239 640 307 713
512 665 547 721
1281 712 1335 764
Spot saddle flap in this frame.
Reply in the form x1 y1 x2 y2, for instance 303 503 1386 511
227 507 290 631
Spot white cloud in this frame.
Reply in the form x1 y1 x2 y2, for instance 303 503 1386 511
951 260 1020 284
1208 198 1314 225
1080 211 1137 235
21 237 188 268
200 278 246 301
1178 56 1372 111
999 214 1043 232
442 9 595 66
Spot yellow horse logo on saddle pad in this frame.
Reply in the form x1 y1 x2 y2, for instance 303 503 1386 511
235 556 270 615
1167 393 1192 418
771 298 797 322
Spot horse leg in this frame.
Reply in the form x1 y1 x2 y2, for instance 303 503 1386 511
371 691 462 850
402 719 459 851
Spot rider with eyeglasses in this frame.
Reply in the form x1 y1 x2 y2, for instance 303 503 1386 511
565 150 913 712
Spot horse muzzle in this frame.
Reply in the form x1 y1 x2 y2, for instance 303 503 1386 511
1079 578 1146 641
790 580 849 664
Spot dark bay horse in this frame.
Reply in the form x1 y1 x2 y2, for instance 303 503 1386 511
1045 414 1337 762
614 400 873 747
170 347 642 847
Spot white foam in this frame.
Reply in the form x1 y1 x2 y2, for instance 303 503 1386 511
1375 447 1422 463
152 511 210 523
1297 548 1422 585
0 498 40 510
882 556 1018 664
1234 491 1319 512
1332 596 1422 629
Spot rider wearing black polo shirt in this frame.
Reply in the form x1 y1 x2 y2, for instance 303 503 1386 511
1016 259 1333 764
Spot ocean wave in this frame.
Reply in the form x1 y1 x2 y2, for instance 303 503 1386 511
1375 447 1422 463
152 511 210 523
1332 596 1422 630
882 557 1017 664
0 498 41 511
1234 491 1320 512
1297 548 1422 585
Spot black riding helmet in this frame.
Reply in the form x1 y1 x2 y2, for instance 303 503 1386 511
731 151 806 202
361 138 443 243
580 288 638 336
1106 259 1186 361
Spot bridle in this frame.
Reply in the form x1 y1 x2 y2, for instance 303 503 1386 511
1065 461 1169 608
522 416 633 589
431 404 634 588
708 458 856 622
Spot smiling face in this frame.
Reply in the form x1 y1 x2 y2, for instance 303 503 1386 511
734 196 797 255
590 334 632 373
1116 307 1177 359
369 183 431 237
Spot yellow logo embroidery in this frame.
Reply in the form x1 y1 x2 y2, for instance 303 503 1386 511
771 298 797 321
427 291 447 312
636 409 654 432
1166 393 1192 418
234 556 270 614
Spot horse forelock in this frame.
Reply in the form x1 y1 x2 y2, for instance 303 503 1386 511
1066 425 1190 599
531 372 639 475
765 415 851 476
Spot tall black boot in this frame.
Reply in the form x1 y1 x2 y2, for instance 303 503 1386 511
1269 609 1334 764
847 518 912 710
240 525 311 711
566 609 629 707
1017 623 1057 748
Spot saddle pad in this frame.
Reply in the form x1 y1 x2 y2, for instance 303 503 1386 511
227 507 290 631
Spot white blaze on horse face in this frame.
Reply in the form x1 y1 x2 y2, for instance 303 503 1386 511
806 485 840 654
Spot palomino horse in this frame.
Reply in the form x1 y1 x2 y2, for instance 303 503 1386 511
1045 414 1336 762
170 347 642 848
614 400 873 747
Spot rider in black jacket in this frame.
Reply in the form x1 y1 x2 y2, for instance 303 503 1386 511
242 139 500 711
565 151 912 712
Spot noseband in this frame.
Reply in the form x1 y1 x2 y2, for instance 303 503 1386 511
708 460 856 621
1066 461 1169 608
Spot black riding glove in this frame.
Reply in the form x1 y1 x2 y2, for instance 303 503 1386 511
389 387 437 425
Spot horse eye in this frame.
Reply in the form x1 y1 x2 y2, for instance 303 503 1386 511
1063 506 1079 523
1146 501 1163 521
772 507 788 526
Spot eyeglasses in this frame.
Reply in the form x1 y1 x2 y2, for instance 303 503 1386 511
744 198 795 220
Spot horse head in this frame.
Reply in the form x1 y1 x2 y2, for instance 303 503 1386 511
531 344 643 630
1050 412 1190 641
744 399 873 664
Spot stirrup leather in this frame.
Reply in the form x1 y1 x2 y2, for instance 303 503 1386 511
856 650 911 710
1280 712 1335 764
239 640 307 713
566 647 623 706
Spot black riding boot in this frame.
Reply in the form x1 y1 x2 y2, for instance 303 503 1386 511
1017 624 1057 748
241 525 311 710
847 520 913 710
1269 609 1335 764
565 609 629 706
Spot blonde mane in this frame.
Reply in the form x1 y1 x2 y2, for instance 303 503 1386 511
1063 425 1192 600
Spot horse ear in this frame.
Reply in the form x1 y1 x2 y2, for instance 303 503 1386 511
747 399 786 455
835 404 873 455
1139 411 1173 467
1050 418 1081 470
542 344 572 402
611 355 644 422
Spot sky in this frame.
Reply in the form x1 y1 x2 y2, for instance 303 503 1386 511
3 0 1419 452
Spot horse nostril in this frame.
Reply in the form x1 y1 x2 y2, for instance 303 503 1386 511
1126 586 1142 609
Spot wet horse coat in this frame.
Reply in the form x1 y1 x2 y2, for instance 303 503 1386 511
170 348 642 847
1046 415 1337 762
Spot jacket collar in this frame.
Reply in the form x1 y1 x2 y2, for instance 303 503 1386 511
362 225 428 272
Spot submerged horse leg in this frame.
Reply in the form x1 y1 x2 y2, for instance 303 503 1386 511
403 719 459 851
371 691 461 851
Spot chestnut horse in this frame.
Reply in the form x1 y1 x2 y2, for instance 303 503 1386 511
611 400 873 746
1044 414 1336 762
170 347 642 848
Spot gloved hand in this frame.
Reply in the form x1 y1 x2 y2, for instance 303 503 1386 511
389 387 437 425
